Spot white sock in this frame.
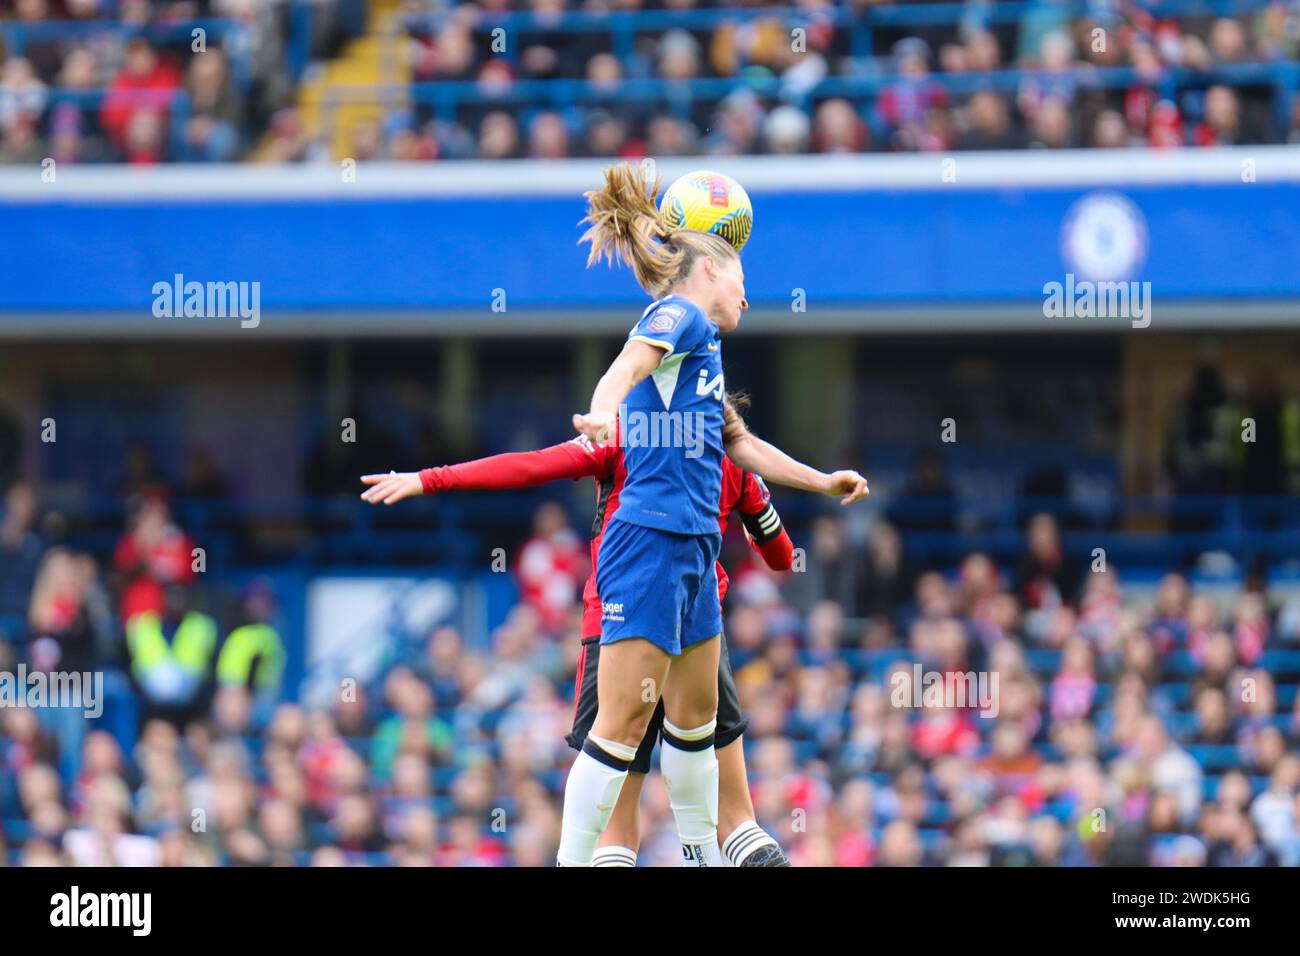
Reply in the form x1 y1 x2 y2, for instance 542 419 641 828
557 734 637 867
722 819 780 866
592 845 638 867
660 717 724 867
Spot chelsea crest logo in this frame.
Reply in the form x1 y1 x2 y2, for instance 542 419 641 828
1060 192 1148 282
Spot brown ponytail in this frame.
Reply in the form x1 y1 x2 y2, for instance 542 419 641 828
579 162 738 299
725 389 752 418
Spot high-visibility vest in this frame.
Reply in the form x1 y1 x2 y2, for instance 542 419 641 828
216 623 286 690
126 611 218 682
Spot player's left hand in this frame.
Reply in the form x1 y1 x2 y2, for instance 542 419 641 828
826 470 869 505
360 471 423 505
572 411 616 445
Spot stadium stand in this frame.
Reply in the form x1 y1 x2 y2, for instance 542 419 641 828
2 0 1299 163
3 0 1299 873
3 342 1300 866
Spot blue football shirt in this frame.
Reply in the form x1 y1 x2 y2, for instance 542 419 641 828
612 294 725 536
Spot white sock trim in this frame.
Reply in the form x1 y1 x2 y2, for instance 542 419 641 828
593 845 638 867
587 732 639 763
662 717 717 742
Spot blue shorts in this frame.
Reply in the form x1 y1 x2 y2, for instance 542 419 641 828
595 518 723 656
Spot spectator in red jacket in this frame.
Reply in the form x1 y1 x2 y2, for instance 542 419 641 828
100 38 181 160
112 492 196 624
516 501 587 635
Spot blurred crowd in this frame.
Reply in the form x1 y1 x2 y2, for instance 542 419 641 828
2 0 1299 164
0 476 289 862
4 461 1300 864
381 0 1300 162
0 0 362 163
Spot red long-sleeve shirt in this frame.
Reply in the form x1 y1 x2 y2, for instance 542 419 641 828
420 436 793 637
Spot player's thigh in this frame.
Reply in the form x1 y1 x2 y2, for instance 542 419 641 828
661 633 721 729
592 636 670 746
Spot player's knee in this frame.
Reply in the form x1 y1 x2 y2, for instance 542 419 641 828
663 685 718 730
591 708 653 750
663 700 717 732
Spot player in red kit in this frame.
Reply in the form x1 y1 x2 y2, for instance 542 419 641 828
361 413 796 866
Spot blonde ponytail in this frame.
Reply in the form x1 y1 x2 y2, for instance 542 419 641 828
580 162 738 299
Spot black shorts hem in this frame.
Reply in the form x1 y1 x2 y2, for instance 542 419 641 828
715 718 748 751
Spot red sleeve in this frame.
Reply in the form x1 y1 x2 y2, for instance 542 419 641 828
419 437 612 494
735 473 793 570
735 471 770 516
753 528 794 572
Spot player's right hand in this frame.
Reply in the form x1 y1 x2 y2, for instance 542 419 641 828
826 469 870 505
572 411 616 445
360 471 423 505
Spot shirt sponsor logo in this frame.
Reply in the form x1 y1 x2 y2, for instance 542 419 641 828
696 369 724 401
601 602 625 623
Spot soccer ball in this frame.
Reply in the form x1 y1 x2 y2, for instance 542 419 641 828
659 170 753 252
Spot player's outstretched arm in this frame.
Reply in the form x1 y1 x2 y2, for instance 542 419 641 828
572 339 664 443
724 409 868 506
359 471 424 505
360 440 608 505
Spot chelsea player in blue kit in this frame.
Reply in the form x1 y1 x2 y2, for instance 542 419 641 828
561 164 746 867
558 163 869 866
